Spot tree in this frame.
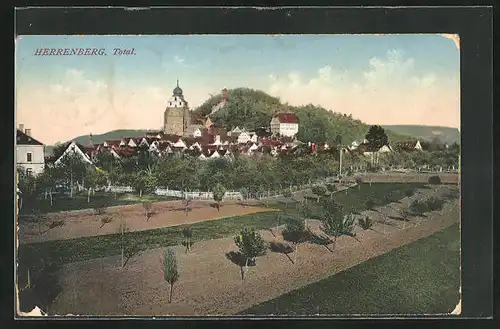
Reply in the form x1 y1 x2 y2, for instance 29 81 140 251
299 203 313 231
183 197 193 217
182 226 194 253
55 152 88 197
83 166 107 203
399 208 411 229
365 125 388 165
354 177 363 190
162 249 179 303
212 183 226 211
142 201 154 221
365 125 388 150
428 175 442 186
117 221 129 268
326 183 337 198
319 210 344 252
282 217 309 264
311 184 328 202
234 228 267 279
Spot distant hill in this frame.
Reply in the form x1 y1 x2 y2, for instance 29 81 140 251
45 129 153 156
382 125 460 145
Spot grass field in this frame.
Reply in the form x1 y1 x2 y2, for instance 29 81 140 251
272 182 427 218
18 183 425 273
240 223 460 315
19 192 180 215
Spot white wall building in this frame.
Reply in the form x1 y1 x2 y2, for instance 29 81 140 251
16 125 45 176
270 113 299 137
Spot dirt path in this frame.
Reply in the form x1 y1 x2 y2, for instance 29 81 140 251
48 187 459 316
18 200 274 245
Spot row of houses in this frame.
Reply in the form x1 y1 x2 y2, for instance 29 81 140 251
16 120 452 177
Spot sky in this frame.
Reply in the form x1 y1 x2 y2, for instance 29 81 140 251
15 34 460 145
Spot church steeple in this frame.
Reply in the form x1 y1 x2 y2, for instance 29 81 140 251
173 79 183 97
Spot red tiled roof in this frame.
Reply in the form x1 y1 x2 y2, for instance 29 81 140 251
274 113 298 124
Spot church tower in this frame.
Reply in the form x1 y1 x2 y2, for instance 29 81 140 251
164 80 190 136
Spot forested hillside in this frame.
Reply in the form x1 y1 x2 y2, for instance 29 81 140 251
194 88 410 145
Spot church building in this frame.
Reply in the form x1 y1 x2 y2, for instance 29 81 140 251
164 80 191 136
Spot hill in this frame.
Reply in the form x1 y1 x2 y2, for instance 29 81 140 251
382 125 460 145
195 87 411 145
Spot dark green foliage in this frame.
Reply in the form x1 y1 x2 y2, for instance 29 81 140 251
365 198 376 210
365 125 389 151
326 183 337 194
409 199 429 215
404 188 415 198
212 183 226 211
93 203 106 216
428 175 442 185
311 184 329 200
234 228 267 266
193 88 407 144
426 196 445 211
282 217 308 245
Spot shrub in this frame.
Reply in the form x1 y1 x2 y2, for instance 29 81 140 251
93 204 106 216
426 196 444 211
365 198 376 210
342 213 357 237
282 217 309 261
428 175 442 185
404 188 415 198
359 216 373 230
409 199 429 215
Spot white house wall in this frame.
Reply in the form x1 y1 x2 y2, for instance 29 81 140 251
16 144 45 175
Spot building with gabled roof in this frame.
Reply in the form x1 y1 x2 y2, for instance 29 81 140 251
270 112 299 137
16 125 45 176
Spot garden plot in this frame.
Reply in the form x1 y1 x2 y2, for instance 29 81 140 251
48 187 459 316
19 199 274 244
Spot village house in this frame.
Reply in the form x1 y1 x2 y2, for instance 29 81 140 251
54 141 93 166
16 124 45 176
270 112 299 137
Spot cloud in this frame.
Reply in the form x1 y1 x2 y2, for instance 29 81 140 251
267 49 459 128
173 55 185 64
441 34 460 50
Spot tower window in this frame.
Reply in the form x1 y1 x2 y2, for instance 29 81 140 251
26 152 32 163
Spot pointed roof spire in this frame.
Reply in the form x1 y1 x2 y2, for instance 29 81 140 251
177 79 179 87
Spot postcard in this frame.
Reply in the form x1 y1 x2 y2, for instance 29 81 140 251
15 32 462 317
